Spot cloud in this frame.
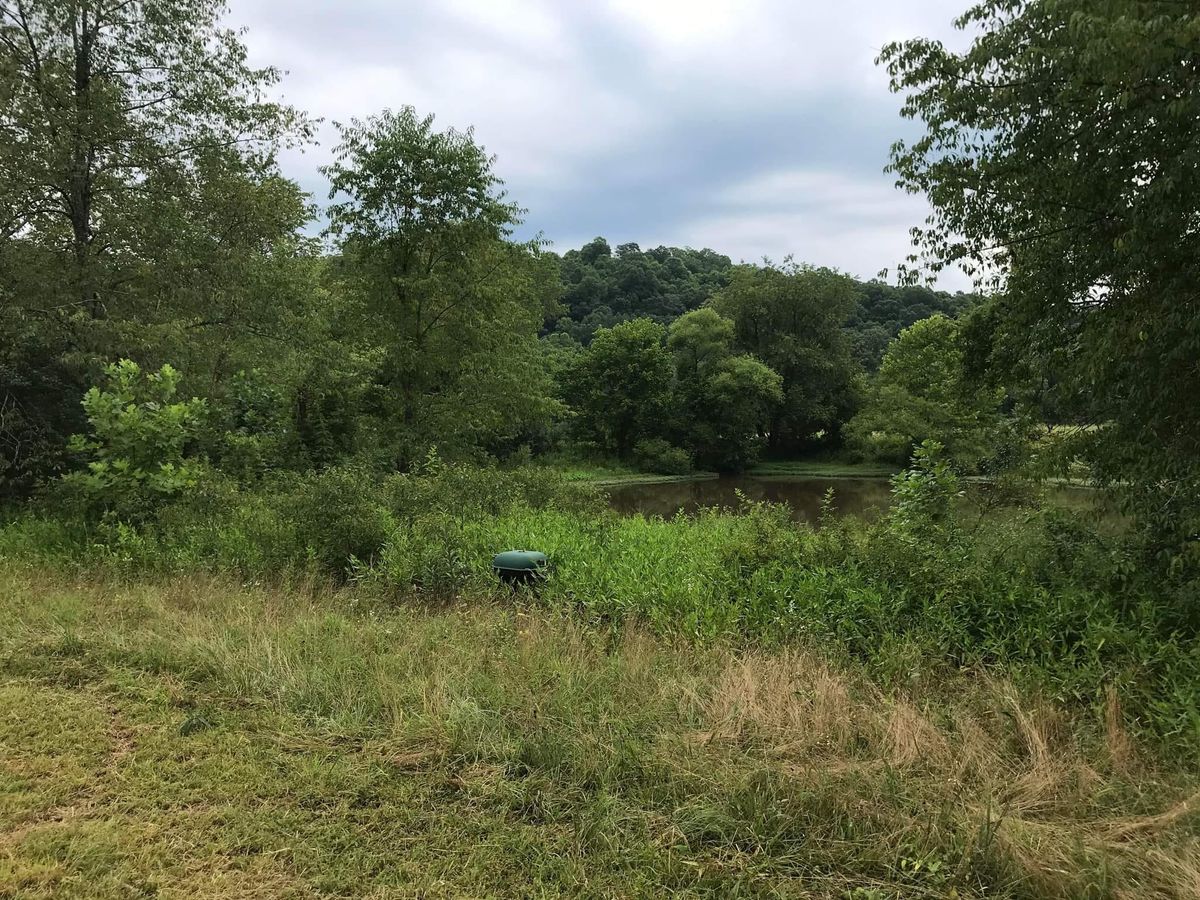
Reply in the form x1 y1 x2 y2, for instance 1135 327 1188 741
226 0 974 289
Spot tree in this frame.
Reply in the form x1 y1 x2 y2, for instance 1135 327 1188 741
552 239 732 341
323 107 561 462
0 0 308 321
846 315 1004 470
666 308 734 377
879 0 1200 561
846 282 977 370
0 0 312 494
561 318 672 457
711 262 861 454
665 309 782 471
692 355 783 471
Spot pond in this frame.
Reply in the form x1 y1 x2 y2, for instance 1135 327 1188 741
604 475 1109 526
604 476 894 525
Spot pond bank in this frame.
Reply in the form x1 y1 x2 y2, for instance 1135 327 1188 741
550 457 897 486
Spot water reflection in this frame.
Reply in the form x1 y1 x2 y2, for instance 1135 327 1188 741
605 476 1112 528
604 476 894 525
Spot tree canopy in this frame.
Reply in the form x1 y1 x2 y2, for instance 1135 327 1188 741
0 0 312 493
846 315 1005 469
711 263 862 455
323 107 560 462
880 0 1200 561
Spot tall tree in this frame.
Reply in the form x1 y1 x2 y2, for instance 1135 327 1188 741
666 309 782 471
0 0 311 493
560 317 672 458
711 262 861 454
0 0 308 322
880 0 1200 561
846 315 1004 469
323 107 560 462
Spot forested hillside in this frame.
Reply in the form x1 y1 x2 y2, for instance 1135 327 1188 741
546 235 978 371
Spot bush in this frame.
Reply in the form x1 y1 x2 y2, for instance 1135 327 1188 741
58 360 207 523
272 465 396 574
632 439 693 475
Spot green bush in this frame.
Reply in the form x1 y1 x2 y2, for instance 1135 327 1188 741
58 360 207 523
273 465 395 573
632 439 693 475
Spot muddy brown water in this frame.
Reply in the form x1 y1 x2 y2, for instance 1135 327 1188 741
604 476 892 524
604 475 1106 526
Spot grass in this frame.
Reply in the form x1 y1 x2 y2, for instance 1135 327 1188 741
2 567 1199 898
534 454 718 485
748 459 900 478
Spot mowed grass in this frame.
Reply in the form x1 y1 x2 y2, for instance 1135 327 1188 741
1 568 1199 898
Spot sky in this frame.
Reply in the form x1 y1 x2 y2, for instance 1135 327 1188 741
226 0 973 289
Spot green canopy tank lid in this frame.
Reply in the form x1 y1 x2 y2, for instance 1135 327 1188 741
492 550 548 572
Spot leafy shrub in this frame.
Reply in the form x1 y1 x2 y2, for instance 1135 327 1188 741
273 465 396 574
58 360 206 523
632 439 693 475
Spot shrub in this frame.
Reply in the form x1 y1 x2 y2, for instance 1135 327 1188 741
58 360 206 523
273 465 396 574
632 439 693 475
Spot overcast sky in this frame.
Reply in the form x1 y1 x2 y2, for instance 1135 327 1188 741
226 0 972 289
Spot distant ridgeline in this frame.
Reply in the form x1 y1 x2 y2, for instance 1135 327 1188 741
545 237 977 370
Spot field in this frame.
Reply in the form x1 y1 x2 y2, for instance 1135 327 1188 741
3 568 1199 899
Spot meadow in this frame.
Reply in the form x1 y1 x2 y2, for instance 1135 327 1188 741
3 0 1199 895
3 568 1199 898
3 457 1200 896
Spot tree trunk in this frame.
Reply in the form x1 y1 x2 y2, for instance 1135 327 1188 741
70 1 98 318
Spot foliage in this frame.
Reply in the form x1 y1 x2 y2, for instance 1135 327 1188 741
665 309 784 471
10 447 1200 756
848 282 978 370
631 438 693 476
846 315 1006 469
887 440 960 533
548 238 973 373
59 360 206 522
322 107 561 462
0 0 313 492
560 318 673 458
711 262 862 455
550 238 732 342
880 0 1200 567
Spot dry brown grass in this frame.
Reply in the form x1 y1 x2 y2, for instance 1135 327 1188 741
3 569 1199 898
694 650 1200 898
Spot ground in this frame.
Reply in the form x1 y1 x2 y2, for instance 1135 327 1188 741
746 460 899 479
1 568 1197 898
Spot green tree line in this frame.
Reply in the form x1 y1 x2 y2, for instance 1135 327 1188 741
2 0 1197 576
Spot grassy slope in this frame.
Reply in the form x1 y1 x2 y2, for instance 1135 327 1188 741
2 569 1198 898
747 460 900 478
542 459 718 486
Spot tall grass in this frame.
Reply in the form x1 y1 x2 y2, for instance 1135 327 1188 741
2 459 1198 756
2 570 1198 897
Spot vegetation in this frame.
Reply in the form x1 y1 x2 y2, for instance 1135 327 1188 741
1 567 1198 899
847 316 1006 470
880 0 1200 567
2 0 1200 895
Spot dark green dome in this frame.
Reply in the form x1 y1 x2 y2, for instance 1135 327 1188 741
492 550 548 573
